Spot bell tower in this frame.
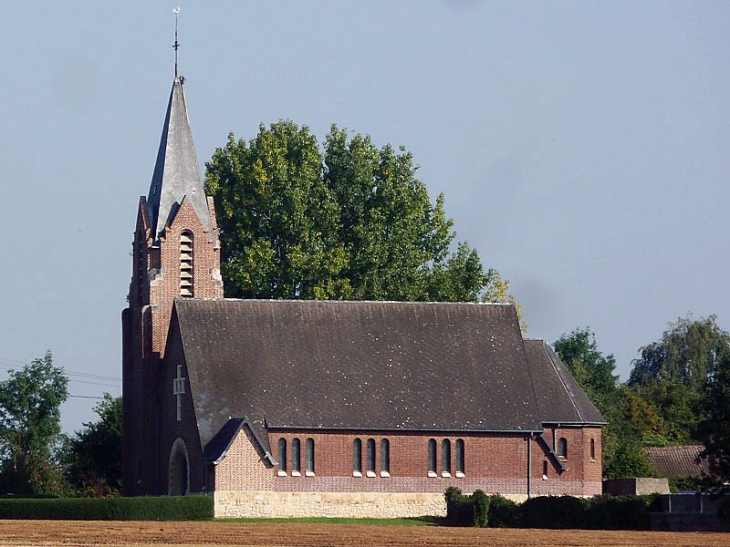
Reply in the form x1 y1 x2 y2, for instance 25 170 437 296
122 20 223 495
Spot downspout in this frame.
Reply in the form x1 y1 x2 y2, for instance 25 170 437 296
527 433 532 499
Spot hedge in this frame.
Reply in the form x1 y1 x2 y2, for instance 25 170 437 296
0 496 213 521
444 489 656 530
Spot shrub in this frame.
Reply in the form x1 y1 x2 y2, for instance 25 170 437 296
586 495 653 530
471 490 489 528
0 496 213 521
487 495 520 528
444 487 472 526
519 495 588 529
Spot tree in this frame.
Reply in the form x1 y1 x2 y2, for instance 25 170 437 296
629 315 730 390
553 328 620 412
696 352 730 481
628 315 730 445
552 328 649 478
205 122 507 304
0 351 69 497
63 394 122 497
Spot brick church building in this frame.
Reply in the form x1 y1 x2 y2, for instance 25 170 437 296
122 73 606 518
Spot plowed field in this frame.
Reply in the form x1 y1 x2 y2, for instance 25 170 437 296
0 520 726 546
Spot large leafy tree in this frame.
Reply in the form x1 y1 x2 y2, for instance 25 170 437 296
628 315 730 445
205 122 509 304
553 328 653 478
696 352 730 481
63 394 122 497
0 351 69 497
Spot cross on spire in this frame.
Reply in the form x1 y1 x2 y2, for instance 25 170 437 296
173 7 181 78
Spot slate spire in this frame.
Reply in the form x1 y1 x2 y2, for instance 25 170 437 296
146 77 213 243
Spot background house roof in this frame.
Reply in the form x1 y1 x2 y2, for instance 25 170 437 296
644 445 711 478
174 299 545 449
523 339 606 425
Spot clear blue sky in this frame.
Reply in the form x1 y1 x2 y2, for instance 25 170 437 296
1 1 728 432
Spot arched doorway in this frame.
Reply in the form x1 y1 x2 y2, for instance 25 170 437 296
168 438 189 496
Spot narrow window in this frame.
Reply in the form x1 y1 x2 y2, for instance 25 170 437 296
427 439 437 477
441 440 451 477
590 438 595 460
558 437 568 459
277 438 287 476
380 439 390 477
353 438 362 476
542 460 548 479
292 438 301 476
366 438 376 477
180 231 194 297
455 439 465 477
305 438 315 475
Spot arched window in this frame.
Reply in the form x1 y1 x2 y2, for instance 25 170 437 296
428 439 437 477
366 438 376 477
380 439 390 476
305 438 315 475
442 440 452 476
558 437 568 459
277 438 287 475
455 439 465 477
180 231 194 297
590 438 595 460
292 438 301 475
353 439 362 476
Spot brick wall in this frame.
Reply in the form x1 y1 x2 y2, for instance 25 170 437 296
123 196 222 496
212 429 602 499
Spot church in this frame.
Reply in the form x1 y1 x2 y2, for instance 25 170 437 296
122 70 606 518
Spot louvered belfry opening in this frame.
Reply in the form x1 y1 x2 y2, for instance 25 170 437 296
180 231 194 297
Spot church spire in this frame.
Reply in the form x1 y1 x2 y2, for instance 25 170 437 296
146 9 213 243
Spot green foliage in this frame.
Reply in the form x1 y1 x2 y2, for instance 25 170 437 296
519 495 588 529
585 495 655 530
443 490 655 530
0 495 213 520
205 122 509 304
554 328 625 474
696 351 730 482
471 489 489 528
628 315 730 446
0 351 69 497
443 487 472 526
62 394 122 497
486 495 520 528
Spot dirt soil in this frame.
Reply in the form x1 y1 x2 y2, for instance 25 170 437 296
0 520 727 547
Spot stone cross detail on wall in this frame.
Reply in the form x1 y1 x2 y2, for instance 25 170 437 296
173 365 186 422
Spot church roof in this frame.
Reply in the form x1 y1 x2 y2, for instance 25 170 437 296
146 77 213 243
523 339 606 425
172 299 546 450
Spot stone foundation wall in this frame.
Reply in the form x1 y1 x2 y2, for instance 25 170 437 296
214 491 447 519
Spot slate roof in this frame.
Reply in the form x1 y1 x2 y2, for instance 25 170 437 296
146 77 213 243
173 299 545 451
644 445 712 478
523 339 606 425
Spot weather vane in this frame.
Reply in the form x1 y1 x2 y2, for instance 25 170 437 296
173 7 181 78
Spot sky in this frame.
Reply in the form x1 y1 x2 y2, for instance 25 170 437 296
1 1 728 433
